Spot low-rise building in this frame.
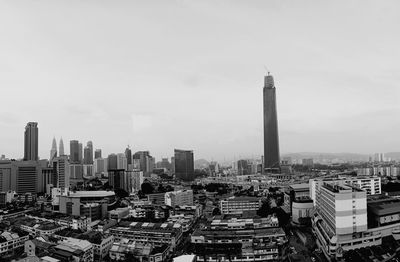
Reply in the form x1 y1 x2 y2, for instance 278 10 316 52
167 214 195 232
58 191 116 220
191 217 287 262
165 190 194 207
55 238 93 262
0 230 29 255
219 196 261 215
109 238 169 262
110 221 183 252
171 205 203 219
108 208 129 221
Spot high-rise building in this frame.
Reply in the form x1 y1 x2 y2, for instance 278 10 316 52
133 151 153 176
94 157 107 176
69 140 80 164
78 143 83 163
174 149 194 181
117 153 127 170
125 147 132 169
263 73 280 172
50 137 57 163
59 137 65 155
86 141 93 164
83 146 91 165
24 122 39 161
0 160 41 194
52 155 70 191
107 154 118 170
94 149 102 159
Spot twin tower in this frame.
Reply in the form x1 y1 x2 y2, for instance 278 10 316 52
263 73 280 173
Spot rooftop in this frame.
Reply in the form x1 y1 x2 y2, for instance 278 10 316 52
63 190 115 198
289 183 310 191
223 196 261 202
368 198 400 216
174 255 196 262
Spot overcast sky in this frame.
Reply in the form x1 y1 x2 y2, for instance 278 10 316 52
1 0 400 162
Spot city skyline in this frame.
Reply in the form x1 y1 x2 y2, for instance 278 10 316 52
1 1 400 162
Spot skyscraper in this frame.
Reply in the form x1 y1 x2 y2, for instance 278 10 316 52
94 149 102 159
174 149 194 181
117 153 127 170
50 137 57 162
86 141 93 164
69 140 79 163
23 122 39 161
83 146 91 165
78 143 83 163
125 146 132 170
59 137 65 155
133 151 153 176
107 154 118 170
263 73 280 172
52 155 70 191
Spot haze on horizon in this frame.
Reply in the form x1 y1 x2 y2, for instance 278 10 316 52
1 0 400 162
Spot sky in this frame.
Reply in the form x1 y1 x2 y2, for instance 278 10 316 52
1 0 400 162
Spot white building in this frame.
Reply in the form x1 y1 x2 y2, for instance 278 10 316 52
220 197 261 215
165 190 194 207
310 176 381 205
312 180 386 260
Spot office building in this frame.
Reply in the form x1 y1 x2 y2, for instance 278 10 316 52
237 159 251 175
59 137 65 156
157 158 172 170
86 141 93 164
24 122 39 161
52 155 70 191
94 149 102 159
69 140 80 164
125 147 132 170
117 153 127 170
69 164 83 186
263 73 280 172
174 149 194 181
107 154 118 170
108 169 125 190
50 137 57 163
133 151 155 176
94 158 107 176
165 190 194 207
0 160 42 194
83 142 93 165
78 142 83 163
83 146 91 165
16 161 41 194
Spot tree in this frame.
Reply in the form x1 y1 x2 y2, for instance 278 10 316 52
212 207 221 216
141 182 155 195
114 188 129 199
257 200 272 217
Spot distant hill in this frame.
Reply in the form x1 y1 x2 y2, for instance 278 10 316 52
282 152 369 162
194 159 210 169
